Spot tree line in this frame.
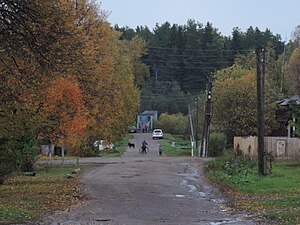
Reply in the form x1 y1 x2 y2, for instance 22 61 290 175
115 20 285 114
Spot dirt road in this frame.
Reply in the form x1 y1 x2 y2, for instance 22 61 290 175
40 133 258 225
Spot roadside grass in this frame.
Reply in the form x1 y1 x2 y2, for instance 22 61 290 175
37 134 131 160
99 148 124 157
37 155 79 161
99 134 131 157
0 164 90 224
204 153 300 225
160 133 192 157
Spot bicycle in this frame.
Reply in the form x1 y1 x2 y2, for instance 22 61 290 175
139 146 149 154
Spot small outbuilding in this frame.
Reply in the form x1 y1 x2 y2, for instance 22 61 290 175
275 95 300 137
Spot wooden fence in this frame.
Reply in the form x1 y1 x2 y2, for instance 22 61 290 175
234 136 300 158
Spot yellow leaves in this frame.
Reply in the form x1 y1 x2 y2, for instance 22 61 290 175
235 198 265 212
226 189 300 224
80 23 144 142
287 48 300 67
213 66 278 137
213 64 251 81
286 47 300 94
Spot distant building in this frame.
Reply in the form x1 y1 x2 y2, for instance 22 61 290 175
137 111 158 133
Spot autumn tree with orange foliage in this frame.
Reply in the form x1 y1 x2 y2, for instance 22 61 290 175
42 78 88 155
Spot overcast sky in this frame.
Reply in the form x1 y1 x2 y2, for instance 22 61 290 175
98 0 299 41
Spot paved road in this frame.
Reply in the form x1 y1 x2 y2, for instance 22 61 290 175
40 133 260 225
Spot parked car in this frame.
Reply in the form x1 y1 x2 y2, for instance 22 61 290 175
128 125 137 133
152 129 163 139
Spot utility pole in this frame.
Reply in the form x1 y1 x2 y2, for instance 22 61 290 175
188 104 195 156
201 78 212 157
262 49 266 109
256 49 267 176
195 97 199 154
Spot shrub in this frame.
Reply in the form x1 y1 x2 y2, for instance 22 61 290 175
204 152 257 185
0 132 39 184
154 113 189 137
15 133 39 172
0 145 16 184
208 132 227 157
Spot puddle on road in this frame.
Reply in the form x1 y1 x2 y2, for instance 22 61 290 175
211 198 225 204
95 219 113 222
208 217 250 225
188 184 197 192
175 194 185 198
178 164 226 205
180 179 187 185
57 221 91 225
209 220 236 225
199 192 207 197
178 163 199 180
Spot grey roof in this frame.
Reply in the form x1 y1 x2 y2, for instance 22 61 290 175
277 95 300 106
140 111 158 119
141 110 157 115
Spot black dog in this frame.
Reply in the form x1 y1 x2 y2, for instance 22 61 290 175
128 142 135 148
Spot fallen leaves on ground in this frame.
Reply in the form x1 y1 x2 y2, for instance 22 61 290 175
0 166 86 222
225 190 300 224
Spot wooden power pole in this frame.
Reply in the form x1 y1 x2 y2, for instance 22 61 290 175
256 48 267 176
201 78 212 157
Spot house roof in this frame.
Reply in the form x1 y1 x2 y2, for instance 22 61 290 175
276 95 300 106
139 111 158 119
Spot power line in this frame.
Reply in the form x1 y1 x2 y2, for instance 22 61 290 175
147 46 252 53
142 58 233 64
149 65 222 69
145 51 239 59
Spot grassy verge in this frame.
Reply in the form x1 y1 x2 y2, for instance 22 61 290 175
36 155 80 161
160 133 192 157
98 134 131 157
0 164 91 224
204 153 300 225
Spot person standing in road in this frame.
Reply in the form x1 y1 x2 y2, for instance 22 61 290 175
158 145 163 156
